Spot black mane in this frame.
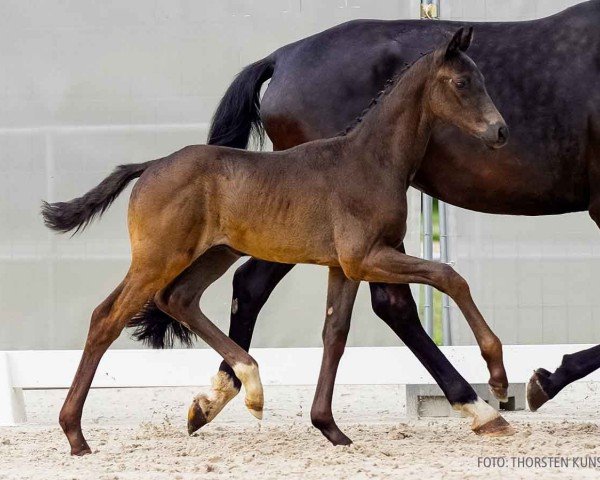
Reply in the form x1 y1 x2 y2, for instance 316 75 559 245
338 52 431 137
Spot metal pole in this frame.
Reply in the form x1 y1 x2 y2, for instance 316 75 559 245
422 194 434 336
420 1 439 339
439 201 452 345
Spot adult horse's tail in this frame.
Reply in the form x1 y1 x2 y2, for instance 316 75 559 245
207 56 274 148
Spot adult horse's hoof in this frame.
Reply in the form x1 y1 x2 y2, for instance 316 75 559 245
473 415 515 437
489 384 509 403
527 369 551 412
187 400 208 435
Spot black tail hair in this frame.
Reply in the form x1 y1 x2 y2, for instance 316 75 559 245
41 161 152 234
128 300 197 349
207 56 274 149
125 56 275 349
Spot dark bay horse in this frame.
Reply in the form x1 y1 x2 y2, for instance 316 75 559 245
43 30 512 455
176 0 599 435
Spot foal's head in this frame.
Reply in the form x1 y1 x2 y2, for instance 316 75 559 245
427 27 508 149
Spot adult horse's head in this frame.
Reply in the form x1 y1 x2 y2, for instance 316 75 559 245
428 27 508 149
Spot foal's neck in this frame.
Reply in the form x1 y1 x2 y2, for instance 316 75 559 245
346 54 434 174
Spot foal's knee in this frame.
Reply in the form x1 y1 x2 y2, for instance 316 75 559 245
440 264 470 298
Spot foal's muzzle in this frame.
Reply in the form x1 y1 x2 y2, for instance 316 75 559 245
482 122 509 149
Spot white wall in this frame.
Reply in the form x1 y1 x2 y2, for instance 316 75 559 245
441 0 599 345
0 1 421 350
2 0 593 350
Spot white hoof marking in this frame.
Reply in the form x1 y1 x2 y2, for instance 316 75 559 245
454 397 499 430
233 362 264 416
192 371 238 423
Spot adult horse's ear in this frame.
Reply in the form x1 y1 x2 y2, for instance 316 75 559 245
460 27 474 52
445 27 465 59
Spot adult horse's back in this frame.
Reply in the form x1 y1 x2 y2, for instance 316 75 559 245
168 0 600 426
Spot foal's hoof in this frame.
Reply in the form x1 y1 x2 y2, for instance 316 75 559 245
322 427 353 446
312 418 353 446
70 443 92 456
489 384 509 403
527 370 551 412
245 399 263 420
473 415 515 437
187 401 208 435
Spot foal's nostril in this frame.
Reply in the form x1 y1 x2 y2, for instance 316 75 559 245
497 125 509 144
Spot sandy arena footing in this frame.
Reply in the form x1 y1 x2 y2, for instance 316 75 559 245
1 383 599 479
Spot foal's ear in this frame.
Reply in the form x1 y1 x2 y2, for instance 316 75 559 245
444 27 471 59
460 26 474 52
444 27 473 59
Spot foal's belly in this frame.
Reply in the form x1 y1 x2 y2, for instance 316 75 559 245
225 220 339 267
225 210 337 266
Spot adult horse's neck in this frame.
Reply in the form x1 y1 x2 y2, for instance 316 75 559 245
345 54 434 176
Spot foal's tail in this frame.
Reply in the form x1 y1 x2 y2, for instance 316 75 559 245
41 160 154 234
207 55 274 149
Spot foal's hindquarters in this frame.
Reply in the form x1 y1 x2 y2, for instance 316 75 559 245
58 151 266 455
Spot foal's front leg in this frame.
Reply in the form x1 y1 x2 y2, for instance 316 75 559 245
343 247 513 435
311 267 359 445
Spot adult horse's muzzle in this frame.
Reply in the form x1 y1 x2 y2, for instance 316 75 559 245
482 122 509 149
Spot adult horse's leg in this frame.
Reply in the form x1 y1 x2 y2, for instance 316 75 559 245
310 267 359 445
343 247 513 435
528 201 600 410
369 244 481 409
370 282 480 406
527 345 600 411
368 254 509 402
187 259 294 434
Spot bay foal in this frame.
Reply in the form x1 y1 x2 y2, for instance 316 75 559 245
43 29 511 455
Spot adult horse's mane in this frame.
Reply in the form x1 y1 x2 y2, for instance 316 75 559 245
338 52 429 137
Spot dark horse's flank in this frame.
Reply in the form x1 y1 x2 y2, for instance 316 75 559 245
178 0 599 435
43 30 512 455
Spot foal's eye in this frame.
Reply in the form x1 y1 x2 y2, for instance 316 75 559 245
454 79 467 89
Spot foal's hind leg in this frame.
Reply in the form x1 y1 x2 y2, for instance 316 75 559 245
59 271 160 455
189 260 295 434
153 246 265 432
311 267 359 446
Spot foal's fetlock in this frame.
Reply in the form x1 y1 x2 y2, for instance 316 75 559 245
486 360 509 402
187 371 239 435
488 380 509 403
233 361 264 419
311 413 352 446
454 397 515 437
